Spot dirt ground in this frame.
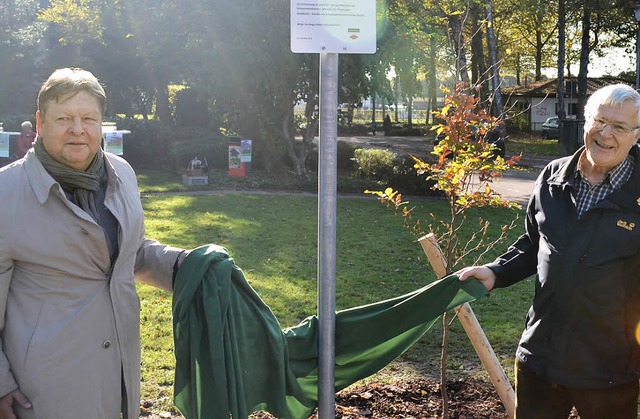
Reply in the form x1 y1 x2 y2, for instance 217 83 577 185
327 377 508 418
250 378 509 419
143 374 588 418
143 377 510 418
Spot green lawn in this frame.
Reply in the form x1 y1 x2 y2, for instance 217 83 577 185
507 133 561 156
136 189 532 416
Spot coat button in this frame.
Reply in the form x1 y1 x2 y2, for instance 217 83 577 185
102 340 111 349
579 253 587 261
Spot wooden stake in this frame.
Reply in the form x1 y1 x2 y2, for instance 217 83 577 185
418 233 515 419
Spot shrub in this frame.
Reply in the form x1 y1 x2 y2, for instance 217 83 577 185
354 148 396 180
174 88 221 129
506 112 529 134
353 148 438 196
388 154 438 196
115 118 168 169
392 125 428 136
167 127 228 170
337 141 356 172
305 140 356 174
115 118 228 171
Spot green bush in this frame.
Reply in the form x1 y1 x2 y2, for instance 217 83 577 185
354 148 396 180
115 118 167 169
114 118 228 171
337 123 371 136
306 140 356 174
392 125 428 136
506 113 530 134
336 141 356 172
388 154 438 196
174 88 221 130
167 127 228 170
354 148 437 196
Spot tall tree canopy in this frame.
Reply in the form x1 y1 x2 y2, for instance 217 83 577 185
2 0 640 172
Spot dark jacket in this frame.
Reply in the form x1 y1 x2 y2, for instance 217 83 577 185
487 146 640 388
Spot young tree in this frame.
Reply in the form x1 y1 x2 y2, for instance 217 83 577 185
367 83 521 417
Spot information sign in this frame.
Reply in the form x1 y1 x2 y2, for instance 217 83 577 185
290 0 376 54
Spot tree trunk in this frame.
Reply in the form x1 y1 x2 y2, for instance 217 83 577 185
428 35 438 124
347 104 354 126
557 0 566 119
577 5 590 120
486 0 503 118
371 95 377 126
448 13 470 85
155 82 172 126
283 95 317 177
535 30 543 81
470 3 488 103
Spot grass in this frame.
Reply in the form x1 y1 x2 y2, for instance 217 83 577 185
136 187 532 416
506 133 561 156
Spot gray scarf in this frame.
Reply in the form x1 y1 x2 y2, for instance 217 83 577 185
34 136 105 222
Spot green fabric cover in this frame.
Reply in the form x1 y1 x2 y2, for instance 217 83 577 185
172 244 488 419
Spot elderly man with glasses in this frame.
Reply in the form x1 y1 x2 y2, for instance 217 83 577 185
458 83 640 419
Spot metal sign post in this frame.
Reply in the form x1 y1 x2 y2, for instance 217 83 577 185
290 2 375 417
317 52 338 418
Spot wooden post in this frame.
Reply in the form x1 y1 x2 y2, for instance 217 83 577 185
418 233 515 419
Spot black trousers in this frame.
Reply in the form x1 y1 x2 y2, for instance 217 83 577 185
514 358 639 419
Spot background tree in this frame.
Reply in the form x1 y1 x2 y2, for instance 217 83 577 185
0 0 45 116
5 0 640 174
498 0 557 82
486 0 503 117
573 0 638 118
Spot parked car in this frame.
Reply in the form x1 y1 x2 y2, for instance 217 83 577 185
541 116 560 139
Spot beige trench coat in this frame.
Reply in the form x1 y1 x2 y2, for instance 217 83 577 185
0 150 184 419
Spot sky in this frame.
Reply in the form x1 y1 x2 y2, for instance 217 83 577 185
589 47 635 77
544 46 636 78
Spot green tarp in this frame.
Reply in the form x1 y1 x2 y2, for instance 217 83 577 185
172 244 488 419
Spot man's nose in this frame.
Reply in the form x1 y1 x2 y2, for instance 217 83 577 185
600 123 614 136
69 117 84 134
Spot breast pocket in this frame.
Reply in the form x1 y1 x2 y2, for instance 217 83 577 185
585 212 640 267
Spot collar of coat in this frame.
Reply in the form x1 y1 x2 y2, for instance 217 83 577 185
546 145 640 212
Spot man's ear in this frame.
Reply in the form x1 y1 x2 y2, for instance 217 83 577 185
35 110 42 136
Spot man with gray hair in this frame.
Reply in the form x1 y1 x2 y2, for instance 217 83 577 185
0 68 189 419
458 83 640 418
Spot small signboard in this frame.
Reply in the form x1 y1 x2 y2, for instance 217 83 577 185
0 133 9 158
290 0 376 54
229 138 251 177
105 131 124 155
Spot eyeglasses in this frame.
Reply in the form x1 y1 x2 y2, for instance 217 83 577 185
589 118 640 136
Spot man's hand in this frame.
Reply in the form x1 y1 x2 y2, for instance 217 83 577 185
0 389 32 419
456 266 496 292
